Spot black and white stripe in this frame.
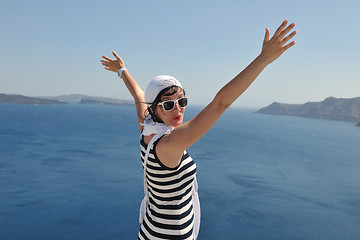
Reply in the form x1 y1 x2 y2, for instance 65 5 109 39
138 135 197 240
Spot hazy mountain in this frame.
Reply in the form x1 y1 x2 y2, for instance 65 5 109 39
0 94 67 105
1 93 134 106
256 97 360 124
41 94 134 106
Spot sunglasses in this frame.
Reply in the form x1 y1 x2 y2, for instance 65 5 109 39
158 97 189 111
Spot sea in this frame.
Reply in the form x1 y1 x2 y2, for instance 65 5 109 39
0 103 359 240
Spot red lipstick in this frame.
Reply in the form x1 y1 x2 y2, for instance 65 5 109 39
173 115 181 121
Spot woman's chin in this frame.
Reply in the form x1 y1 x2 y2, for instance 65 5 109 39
171 119 183 127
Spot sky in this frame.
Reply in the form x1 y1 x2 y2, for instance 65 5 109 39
1 0 359 108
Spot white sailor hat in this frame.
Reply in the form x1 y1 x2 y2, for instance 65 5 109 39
145 75 183 106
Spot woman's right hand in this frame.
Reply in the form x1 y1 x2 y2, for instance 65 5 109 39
100 51 125 72
259 19 297 65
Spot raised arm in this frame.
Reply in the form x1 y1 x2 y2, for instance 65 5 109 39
157 20 297 167
101 51 147 131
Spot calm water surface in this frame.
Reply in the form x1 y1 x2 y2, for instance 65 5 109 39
0 103 359 240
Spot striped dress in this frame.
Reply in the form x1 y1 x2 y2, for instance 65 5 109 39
138 134 197 240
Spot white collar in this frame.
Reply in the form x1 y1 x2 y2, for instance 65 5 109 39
140 114 174 136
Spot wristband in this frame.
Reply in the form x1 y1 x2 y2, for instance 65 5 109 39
118 68 127 78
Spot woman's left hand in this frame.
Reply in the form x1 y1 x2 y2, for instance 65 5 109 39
259 19 297 65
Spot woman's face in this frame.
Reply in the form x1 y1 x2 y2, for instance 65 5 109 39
155 89 186 127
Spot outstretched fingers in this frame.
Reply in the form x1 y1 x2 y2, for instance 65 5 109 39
274 19 289 38
100 51 124 72
112 51 121 60
279 23 296 40
259 19 297 64
264 27 270 42
112 51 124 65
282 30 297 45
101 55 112 61
283 41 296 51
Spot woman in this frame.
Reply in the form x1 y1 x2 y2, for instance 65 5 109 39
101 20 296 240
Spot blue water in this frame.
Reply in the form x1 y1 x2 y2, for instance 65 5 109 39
0 103 359 240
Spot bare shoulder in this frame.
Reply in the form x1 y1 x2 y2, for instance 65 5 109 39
142 133 182 168
156 134 184 169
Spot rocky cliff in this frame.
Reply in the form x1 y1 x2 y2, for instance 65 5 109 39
0 94 67 105
256 97 360 122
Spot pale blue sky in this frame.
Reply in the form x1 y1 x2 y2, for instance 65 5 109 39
1 0 359 108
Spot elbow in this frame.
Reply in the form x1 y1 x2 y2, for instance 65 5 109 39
212 92 232 112
134 91 145 102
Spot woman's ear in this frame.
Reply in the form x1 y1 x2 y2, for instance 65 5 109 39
148 106 159 123
151 106 164 123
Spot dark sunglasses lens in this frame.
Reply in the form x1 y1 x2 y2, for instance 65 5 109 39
163 101 175 111
178 98 188 107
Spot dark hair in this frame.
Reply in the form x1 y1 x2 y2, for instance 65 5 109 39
146 85 186 123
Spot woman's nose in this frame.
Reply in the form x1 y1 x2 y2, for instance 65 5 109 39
173 102 181 111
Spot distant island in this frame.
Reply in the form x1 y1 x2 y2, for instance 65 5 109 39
42 94 134 106
0 93 134 106
256 96 360 126
0 93 67 105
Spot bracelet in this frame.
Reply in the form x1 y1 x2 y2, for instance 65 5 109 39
118 68 127 78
